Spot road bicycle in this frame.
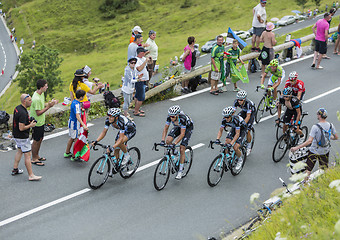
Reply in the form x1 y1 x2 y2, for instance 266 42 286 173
275 109 308 140
153 143 193 191
207 140 247 187
272 121 308 162
238 178 302 239
88 142 140 190
255 86 281 123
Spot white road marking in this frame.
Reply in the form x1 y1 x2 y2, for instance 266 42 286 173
43 123 94 141
200 54 207 58
0 188 91 227
0 143 205 226
0 41 6 73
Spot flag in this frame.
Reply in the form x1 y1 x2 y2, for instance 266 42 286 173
228 60 249 83
226 27 247 50
290 39 302 58
73 111 90 162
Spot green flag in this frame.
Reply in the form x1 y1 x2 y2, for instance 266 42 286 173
240 64 249 83
228 60 249 83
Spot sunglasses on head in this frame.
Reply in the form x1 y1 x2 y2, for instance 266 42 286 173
24 94 30 100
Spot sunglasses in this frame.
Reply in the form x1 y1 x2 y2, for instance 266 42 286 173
24 94 30 100
130 62 136 64
170 116 177 118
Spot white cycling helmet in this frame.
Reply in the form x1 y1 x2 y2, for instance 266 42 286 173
168 105 181 116
288 71 298 80
236 90 247 100
222 106 235 117
107 108 121 117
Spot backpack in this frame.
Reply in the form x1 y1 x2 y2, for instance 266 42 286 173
0 110 10 125
191 50 197 68
316 123 332 147
250 58 260 73
103 91 120 108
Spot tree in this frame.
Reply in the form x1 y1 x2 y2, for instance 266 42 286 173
295 0 309 12
15 45 63 98
312 0 321 7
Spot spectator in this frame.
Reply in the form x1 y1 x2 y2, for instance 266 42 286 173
64 90 88 159
12 94 41 181
127 34 143 61
69 69 103 102
181 36 195 94
31 39 36 49
325 4 328 12
82 65 103 101
333 22 340 55
323 8 337 59
311 13 331 69
251 0 267 52
291 108 338 182
129 26 143 44
122 57 141 120
259 22 277 77
145 30 158 82
134 47 149 117
30 79 58 166
226 39 245 92
210 35 227 95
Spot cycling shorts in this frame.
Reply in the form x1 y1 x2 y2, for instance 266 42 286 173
268 69 285 86
226 128 246 145
115 125 136 142
283 109 298 124
238 112 255 130
168 126 193 147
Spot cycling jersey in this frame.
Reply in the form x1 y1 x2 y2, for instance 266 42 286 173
278 96 300 110
166 112 193 130
265 65 285 85
105 115 136 141
284 79 305 94
221 115 247 132
233 99 256 115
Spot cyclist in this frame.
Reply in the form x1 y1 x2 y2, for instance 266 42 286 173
233 90 256 156
216 106 247 170
161 105 194 180
260 59 285 107
276 87 303 137
284 71 305 100
92 108 136 166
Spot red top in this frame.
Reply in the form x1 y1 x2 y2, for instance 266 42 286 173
285 79 305 93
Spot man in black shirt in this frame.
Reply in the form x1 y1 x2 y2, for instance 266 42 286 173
12 94 42 181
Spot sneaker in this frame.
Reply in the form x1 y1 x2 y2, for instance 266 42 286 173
11 168 23 175
64 152 72 158
246 148 252 156
311 63 315 68
315 66 323 69
222 86 228 92
121 154 130 166
233 87 241 92
28 175 42 181
235 157 243 170
175 171 183 180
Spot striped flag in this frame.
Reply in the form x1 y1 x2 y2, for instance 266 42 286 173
73 111 90 162
226 27 248 50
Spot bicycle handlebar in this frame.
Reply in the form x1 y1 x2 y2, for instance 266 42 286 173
91 142 109 151
153 143 177 151
209 140 231 150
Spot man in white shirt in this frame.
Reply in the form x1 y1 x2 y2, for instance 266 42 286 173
252 0 267 52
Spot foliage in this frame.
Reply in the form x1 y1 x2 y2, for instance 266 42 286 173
295 0 309 12
180 0 192 8
99 0 139 19
87 101 108 121
312 0 322 7
14 45 63 98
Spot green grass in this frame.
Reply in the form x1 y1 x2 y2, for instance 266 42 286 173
247 163 340 240
0 0 337 112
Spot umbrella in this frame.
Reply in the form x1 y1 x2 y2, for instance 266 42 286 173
292 10 301 14
271 17 279 22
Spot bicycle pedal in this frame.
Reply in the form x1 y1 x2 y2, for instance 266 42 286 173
171 169 176 174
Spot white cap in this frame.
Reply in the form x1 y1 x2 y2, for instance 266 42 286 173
132 26 143 33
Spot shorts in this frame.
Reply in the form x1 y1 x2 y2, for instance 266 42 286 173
32 125 45 141
122 92 133 111
283 109 298 124
268 70 285 86
305 151 329 171
168 126 193 147
253 27 265 37
315 40 327 54
238 112 255 130
115 126 136 142
259 46 274 65
68 128 79 139
14 138 31 153
226 129 246 145
134 82 145 102
211 71 221 81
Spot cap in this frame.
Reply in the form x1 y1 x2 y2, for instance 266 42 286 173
83 65 91 75
137 47 147 54
317 108 328 118
266 22 275 31
132 26 143 33
74 69 85 77
128 57 137 63
260 0 267 3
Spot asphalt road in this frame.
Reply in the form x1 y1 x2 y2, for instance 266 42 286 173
0 16 18 96
0 44 339 239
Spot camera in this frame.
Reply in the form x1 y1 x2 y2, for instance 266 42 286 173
30 117 37 123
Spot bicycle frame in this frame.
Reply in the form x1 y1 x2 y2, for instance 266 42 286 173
92 143 125 173
153 143 180 173
209 141 236 170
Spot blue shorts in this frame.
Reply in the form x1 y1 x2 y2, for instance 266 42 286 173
135 82 145 101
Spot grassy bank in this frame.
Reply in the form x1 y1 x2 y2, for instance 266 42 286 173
0 0 337 112
247 163 340 240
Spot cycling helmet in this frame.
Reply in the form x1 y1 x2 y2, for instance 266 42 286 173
107 108 121 117
283 87 293 96
222 106 235 117
236 90 247 100
289 71 298 80
168 105 181 116
317 108 327 118
269 59 279 67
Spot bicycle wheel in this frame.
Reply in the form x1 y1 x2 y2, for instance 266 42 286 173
182 146 193 178
249 127 255 150
296 126 308 145
119 147 141 179
272 134 288 162
153 157 170 191
270 91 281 115
88 156 110 190
231 147 246 176
255 97 266 123
276 122 283 140
207 154 225 187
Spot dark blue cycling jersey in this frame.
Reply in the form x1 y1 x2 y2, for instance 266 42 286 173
233 99 256 114
105 115 136 134
221 115 247 131
278 96 301 110
166 112 193 129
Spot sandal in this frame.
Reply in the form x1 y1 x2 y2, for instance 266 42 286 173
139 109 145 113
322 56 330 59
31 161 45 166
38 157 47 161
209 91 218 95
133 112 145 117
217 89 224 93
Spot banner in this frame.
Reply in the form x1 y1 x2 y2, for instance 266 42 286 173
73 111 90 162
229 60 249 83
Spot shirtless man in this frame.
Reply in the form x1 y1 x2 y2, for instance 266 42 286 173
259 22 277 76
